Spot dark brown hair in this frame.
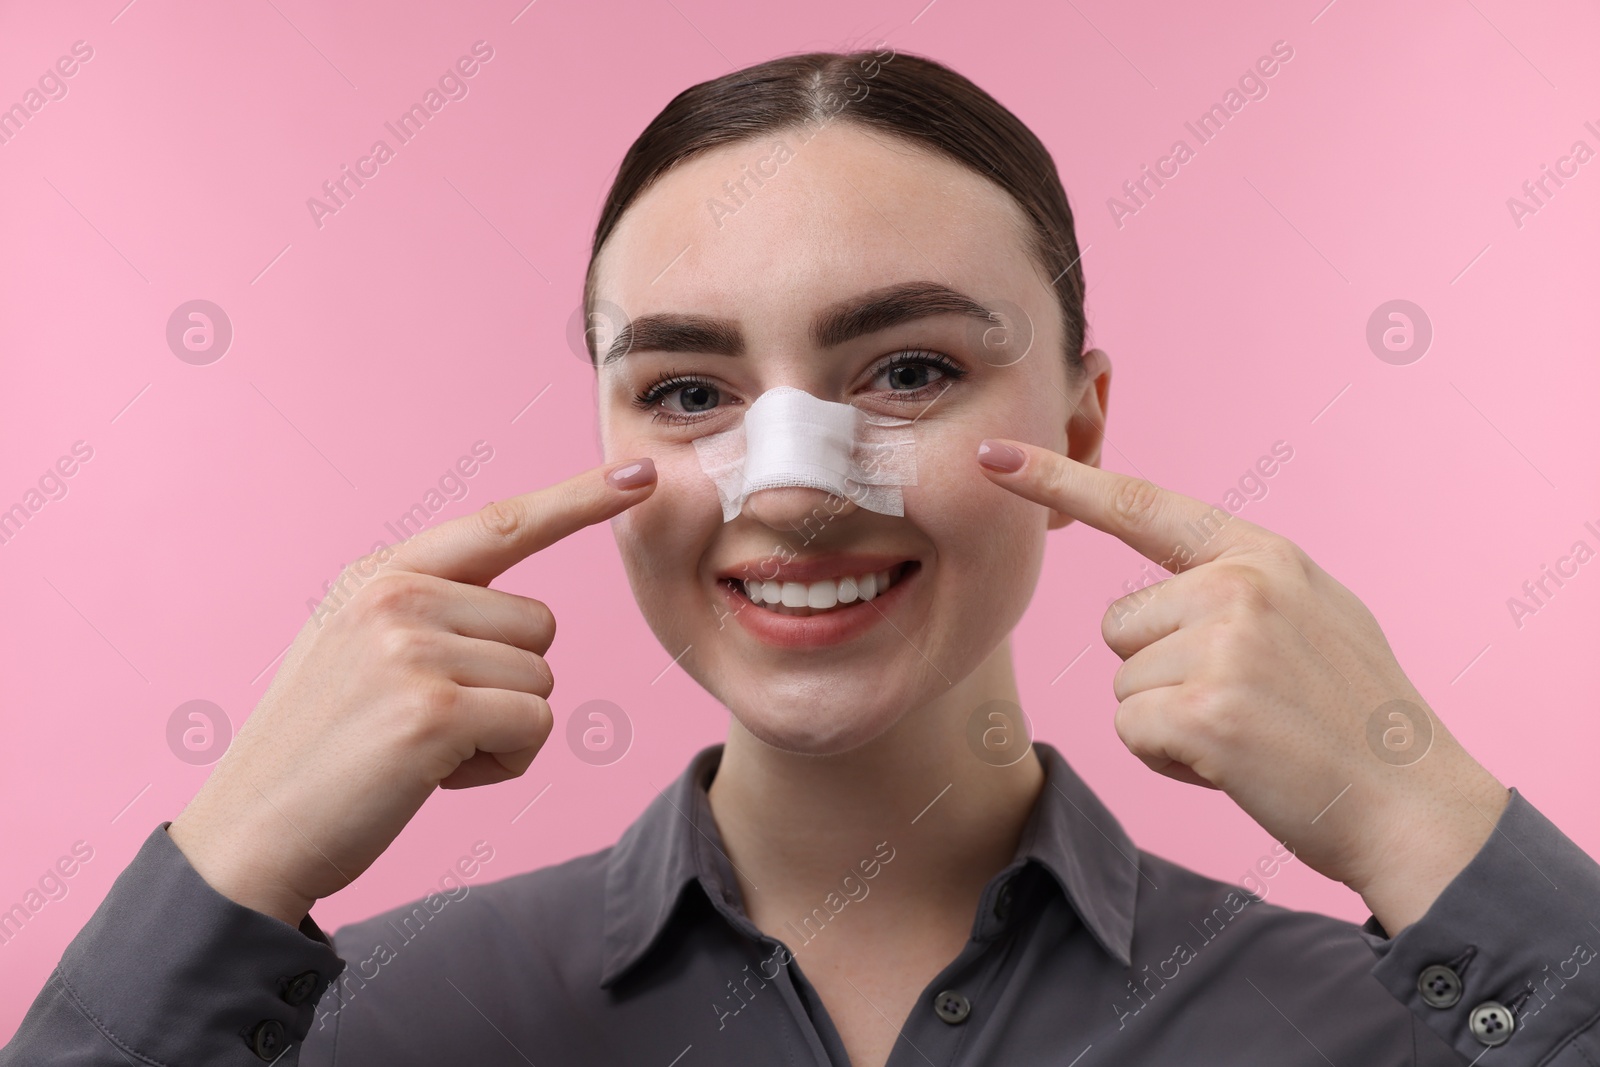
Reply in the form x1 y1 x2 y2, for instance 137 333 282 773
583 47 1089 376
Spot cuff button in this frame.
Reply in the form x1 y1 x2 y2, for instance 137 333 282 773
250 1019 288 1060
1468 1001 1515 1047
1417 964 1463 1008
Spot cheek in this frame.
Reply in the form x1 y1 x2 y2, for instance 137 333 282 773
611 440 722 576
907 429 1048 595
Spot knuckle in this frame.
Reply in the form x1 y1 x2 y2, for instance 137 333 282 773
527 653 555 696
1175 685 1230 744
1113 695 1155 755
1101 596 1130 636
1258 536 1307 573
363 572 429 618
526 693 554 736
477 498 529 546
1110 478 1164 532
1206 565 1265 610
525 597 557 647
1037 455 1069 499
405 676 460 737
1286 543 1316 582
1102 624 1133 662
418 672 459 710
378 625 434 666
1165 691 1202 742
1100 611 1121 650
1110 663 1132 703
387 675 453 750
1111 700 1137 747
348 545 397 581
1102 584 1158 644
494 747 538 779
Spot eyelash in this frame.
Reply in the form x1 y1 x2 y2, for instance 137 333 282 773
631 350 970 425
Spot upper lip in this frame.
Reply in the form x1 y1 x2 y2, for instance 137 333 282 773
715 553 916 584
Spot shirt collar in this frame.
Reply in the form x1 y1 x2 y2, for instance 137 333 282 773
598 740 1140 988
1013 740 1141 968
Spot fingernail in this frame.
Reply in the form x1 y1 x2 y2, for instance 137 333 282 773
977 440 1025 473
607 457 656 490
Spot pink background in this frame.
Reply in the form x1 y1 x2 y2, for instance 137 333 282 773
3 0 1597 1039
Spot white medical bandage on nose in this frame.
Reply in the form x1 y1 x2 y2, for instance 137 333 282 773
691 387 918 522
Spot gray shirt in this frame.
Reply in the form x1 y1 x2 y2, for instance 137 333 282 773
5 741 1599 1066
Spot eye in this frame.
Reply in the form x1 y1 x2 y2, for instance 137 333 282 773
630 349 970 426
868 350 969 397
632 370 726 425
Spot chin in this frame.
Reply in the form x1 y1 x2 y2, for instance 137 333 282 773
720 675 908 757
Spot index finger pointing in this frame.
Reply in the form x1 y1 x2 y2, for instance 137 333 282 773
976 439 1259 572
381 458 656 587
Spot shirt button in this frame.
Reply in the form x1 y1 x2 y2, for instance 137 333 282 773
933 989 971 1024
283 970 320 1006
249 1019 288 1060
1468 1001 1515 1047
1417 964 1463 1008
994 879 1015 921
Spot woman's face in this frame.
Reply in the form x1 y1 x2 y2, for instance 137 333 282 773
592 122 1107 755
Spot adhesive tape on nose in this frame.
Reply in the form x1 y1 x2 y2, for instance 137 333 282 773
691 387 918 522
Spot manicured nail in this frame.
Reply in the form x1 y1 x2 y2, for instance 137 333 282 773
977 440 1025 473
607 458 656 490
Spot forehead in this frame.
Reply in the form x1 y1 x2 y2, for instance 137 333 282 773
592 123 1044 327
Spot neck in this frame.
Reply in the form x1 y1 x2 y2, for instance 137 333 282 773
706 636 1046 938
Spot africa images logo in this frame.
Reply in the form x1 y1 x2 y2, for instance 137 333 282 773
306 41 495 229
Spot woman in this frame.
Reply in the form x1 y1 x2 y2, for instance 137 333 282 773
6 47 1598 1067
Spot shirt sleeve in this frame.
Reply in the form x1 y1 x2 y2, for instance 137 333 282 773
0 821 348 1066
1359 787 1600 1066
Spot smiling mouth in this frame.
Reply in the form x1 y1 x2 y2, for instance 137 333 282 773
722 561 919 617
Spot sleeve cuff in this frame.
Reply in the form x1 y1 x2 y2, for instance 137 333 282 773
1359 787 1600 1065
54 821 347 1064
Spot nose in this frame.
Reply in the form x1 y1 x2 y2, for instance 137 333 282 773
741 486 860 533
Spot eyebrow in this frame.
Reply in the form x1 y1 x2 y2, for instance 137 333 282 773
599 281 1000 366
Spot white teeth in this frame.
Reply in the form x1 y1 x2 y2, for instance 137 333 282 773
735 566 907 615
807 582 838 609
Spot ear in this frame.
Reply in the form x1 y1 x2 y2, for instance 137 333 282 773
1047 347 1112 531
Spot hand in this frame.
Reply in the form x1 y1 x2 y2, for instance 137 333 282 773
167 458 657 927
975 439 1508 933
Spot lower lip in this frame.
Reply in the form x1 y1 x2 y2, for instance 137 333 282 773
718 562 920 649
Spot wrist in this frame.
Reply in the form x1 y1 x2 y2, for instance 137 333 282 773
1347 761 1508 935
166 816 317 928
